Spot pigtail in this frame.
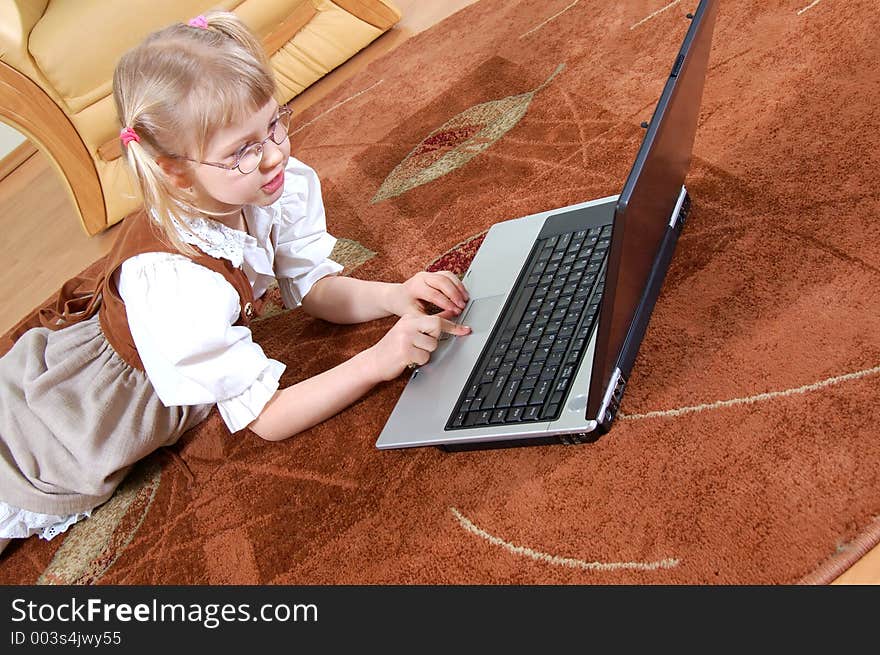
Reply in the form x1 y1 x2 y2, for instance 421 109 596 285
113 61 199 256
121 132 197 256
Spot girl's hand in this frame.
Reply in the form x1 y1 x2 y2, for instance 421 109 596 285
388 271 470 317
362 313 471 382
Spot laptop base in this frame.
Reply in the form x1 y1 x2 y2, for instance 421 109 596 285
440 430 600 452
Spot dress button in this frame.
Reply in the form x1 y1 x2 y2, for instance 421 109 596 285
243 302 254 319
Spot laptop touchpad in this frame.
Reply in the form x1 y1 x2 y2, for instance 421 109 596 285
451 294 505 336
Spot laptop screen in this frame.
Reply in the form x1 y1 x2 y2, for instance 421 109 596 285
586 0 718 421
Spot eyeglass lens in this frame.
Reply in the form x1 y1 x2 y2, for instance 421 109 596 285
238 110 291 174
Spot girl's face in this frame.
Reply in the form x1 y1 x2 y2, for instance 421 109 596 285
188 100 291 219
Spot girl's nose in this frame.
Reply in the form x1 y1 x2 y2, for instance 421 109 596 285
260 139 286 172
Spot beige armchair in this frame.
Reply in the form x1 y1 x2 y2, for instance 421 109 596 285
0 0 400 235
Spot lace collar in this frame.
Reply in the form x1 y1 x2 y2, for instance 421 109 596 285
159 211 251 268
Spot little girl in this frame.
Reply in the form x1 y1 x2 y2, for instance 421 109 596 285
0 11 470 554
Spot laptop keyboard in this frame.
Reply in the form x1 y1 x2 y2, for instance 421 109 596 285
446 224 612 430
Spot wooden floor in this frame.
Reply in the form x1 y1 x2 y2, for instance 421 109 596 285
0 0 876 585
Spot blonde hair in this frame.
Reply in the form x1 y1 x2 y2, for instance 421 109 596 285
113 11 276 253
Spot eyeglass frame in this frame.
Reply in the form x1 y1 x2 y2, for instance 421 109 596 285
171 106 292 175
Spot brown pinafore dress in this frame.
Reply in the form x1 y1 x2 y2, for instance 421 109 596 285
0 210 258 517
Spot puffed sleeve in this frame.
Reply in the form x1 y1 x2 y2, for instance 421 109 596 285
273 157 344 309
118 252 286 433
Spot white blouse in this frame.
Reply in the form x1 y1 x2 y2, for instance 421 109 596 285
117 156 343 433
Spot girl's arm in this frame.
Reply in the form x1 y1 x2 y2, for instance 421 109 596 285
299 275 398 324
248 348 378 441
301 271 470 324
248 312 471 441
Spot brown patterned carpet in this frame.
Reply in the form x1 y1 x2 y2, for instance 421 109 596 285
2 0 879 585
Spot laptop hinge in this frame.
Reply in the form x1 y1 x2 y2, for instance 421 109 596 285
668 185 688 228
597 367 627 425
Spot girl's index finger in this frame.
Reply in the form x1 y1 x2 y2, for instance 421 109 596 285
440 316 471 335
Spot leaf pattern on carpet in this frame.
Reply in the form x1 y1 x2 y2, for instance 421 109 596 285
372 64 565 203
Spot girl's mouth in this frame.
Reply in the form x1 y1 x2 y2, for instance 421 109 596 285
261 171 284 194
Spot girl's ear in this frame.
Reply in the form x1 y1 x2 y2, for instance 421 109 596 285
155 156 194 190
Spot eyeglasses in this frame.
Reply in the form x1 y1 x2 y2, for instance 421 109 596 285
175 107 291 175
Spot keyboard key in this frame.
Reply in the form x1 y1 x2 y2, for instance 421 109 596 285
501 379 520 406
490 409 508 424
532 347 551 363
452 412 466 427
523 405 541 421
541 404 560 420
506 406 524 422
515 321 534 336
531 379 552 404
484 374 508 408
520 375 539 391
514 389 533 406
464 410 489 427
563 312 580 326
539 365 559 380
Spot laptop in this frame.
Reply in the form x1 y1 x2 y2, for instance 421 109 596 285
377 0 718 451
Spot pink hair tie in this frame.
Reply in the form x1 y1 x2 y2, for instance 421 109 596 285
188 15 209 29
120 127 140 147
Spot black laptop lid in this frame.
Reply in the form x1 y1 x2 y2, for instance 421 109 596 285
586 0 718 421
